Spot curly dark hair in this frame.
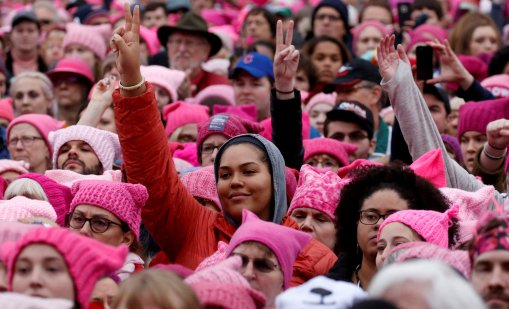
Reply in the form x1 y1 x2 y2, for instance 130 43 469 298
334 164 451 272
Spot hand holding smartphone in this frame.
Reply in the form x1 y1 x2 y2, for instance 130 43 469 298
416 45 434 80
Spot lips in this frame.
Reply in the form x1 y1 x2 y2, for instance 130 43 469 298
64 160 83 169
228 191 250 200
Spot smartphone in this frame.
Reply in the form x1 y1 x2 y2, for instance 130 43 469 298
397 3 412 28
416 45 434 80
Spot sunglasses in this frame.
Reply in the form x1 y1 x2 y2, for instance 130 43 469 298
232 253 280 273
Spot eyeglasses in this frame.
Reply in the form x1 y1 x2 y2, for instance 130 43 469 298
233 253 280 273
315 14 341 22
329 131 368 142
8 136 43 148
167 38 206 49
201 144 224 154
53 76 80 86
359 210 399 225
67 212 126 234
305 158 340 169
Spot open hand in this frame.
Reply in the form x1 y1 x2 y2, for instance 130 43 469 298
487 119 509 150
377 35 410 82
110 3 142 86
90 77 116 106
274 20 299 93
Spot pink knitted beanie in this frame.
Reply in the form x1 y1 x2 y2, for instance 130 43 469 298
7 227 128 309
44 170 122 188
303 138 357 167
49 125 121 170
7 114 65 154
407 148 446 188
351 20 391 54
186 256 266 309
163 102 210 138
62 23 106 60
0 160 29 175
288 164 347 221
377 206 459 248
304 92 336 113
70 180 148 239
0 196 57 222
458 98 509 138
226 210 312 289
213 104 258 122
18 173 72 227
140 65 179 102
481 74 509 98
139 26 161 56
196 114 264 150
181 166 221 211
194 85 235 106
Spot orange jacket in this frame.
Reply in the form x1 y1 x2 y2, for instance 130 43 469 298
113 84 337 286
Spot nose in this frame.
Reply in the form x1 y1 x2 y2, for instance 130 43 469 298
78 221 93 237
299 216 314 233
28 267 43 289
241 261 256 281
467 140 476 153
230 172 243 188
316 162 324 169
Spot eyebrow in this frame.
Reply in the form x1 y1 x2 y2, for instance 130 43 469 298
219 162 259 169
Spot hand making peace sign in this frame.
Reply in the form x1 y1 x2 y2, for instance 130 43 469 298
273 20 299 94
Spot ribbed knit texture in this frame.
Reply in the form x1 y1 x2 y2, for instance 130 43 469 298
458 98 509 138
163 102 210 138
181 166 220 211
62 23 106 60
70 180 148 239
303 138 356 167
0 196 57 222
7 227 127 309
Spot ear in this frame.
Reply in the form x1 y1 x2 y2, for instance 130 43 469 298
122 230 135 247
368 138 377 156
370 85 383 107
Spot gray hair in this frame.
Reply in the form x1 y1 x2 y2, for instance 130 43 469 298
369 260 486 309
31 1 60 23
9 71 57 115
4 178 49 202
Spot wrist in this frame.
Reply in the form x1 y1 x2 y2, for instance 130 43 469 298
120 73 143 87
458 72 474 90
484 143 507 160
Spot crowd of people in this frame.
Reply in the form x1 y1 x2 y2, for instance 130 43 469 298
0 0 508 308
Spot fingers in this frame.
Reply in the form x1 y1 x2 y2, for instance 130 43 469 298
396 44 410 64
111 33 128 54
124 2 132 32
388 34 395 53
132 5 140 35
285 20 294 47
110 27 125 52
276 20 283 47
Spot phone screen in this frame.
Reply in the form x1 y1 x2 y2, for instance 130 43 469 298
398 3 412 28
416 45 433 80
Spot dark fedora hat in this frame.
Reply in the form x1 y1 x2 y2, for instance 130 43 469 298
157 12 222 57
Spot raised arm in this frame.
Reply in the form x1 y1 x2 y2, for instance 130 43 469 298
78 77 115 127
111 4 212 261
271 20 304 170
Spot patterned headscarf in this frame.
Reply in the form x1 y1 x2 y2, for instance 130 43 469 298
469 210 509 263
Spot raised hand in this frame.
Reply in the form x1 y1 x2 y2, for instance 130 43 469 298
90 77 116 105
274 20 299 94
110 3 142 87
426 40 474 90
376 34 410 82
486 119 509 150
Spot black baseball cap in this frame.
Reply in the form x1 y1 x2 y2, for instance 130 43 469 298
324 59 382 94
326 100 375 139
11 11 40 29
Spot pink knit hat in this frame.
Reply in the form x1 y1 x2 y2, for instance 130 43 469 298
304 92 336 114
194 85 235 106
62 23 107 60
0 98 14 122
7 227 128 309
408 24 448 42
46 57 95 85
186 256 266 309
163 102 210 138
481 74 509 98
388 241 471 278
44 169 122 188
70 180 148 239
181 166 221 211
7 114 65 154
303 138 357 167
0 196 57 222
140 65 180 102
458 55 488 82
377 205 459 248
139 26 161 56
0 160 29 175
196 114 264 151
352 20 391 54
408 148 446 188
17 173 72 227
226 210 312 289
260 113 311 141
171 142 200 167
288 164 347 221
213 104 258 122
49 125 121 170
458 98 509 138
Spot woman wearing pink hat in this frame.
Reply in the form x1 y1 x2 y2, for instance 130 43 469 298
351 20 390 58
305 93 336 135
66 180 148 280
47 57 95 125
140 65 184 113
303 138 357 172
8 227 127 308
163 102 210 143
7 114 64 174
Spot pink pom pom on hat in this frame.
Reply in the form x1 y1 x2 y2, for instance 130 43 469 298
0 196 57 223
163 102 210 138
7 227 128 309
7 114 65 154
303 138 357 167
17 173 73 227
226 210 312 289
70 180 148 239
288 164 348 221
377 205 459 248
181 166 221 212
49 125 121 171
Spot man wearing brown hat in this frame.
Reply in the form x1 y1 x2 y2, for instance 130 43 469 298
156 13 229 96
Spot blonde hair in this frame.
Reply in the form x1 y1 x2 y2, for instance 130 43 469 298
4 178 49 201
112 270 201 309
9 72 57 116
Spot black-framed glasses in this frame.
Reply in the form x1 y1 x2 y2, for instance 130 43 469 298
8 136 44 148
233 253 280 273
201 144 224 154
67 212 126 234
359 210 399 225
315 14 341 22
329 131 368 142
